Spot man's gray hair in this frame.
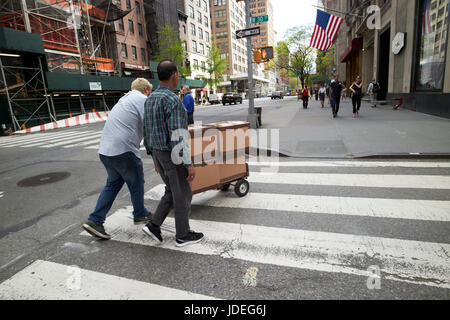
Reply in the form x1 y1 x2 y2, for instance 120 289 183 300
183 86 190 91
131 78 152 94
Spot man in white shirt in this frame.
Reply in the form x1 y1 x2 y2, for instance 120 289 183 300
83 78 153 240
367 79 379 108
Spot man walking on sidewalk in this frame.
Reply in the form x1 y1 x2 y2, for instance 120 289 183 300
142 60 204 247
367 79 380 108
182 86 195 125
330 75 346 118
82 78 153 240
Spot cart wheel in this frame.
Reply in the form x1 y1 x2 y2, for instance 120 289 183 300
220 183 231 192
234 179 249 197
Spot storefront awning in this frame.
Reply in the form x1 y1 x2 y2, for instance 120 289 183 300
340 37 363 63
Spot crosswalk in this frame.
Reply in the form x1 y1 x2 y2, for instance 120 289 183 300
0 129 124 151
0 159 449 299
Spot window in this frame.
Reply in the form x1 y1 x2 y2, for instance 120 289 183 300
204 16 209 27
126 0 131 10
216 31 228 39
121 43 127 58
202 0 208 11
193 59 199 68
197 11 202 23
214 10 226 17
118 18 124 31
128 20 134 34
205 31 210 42
138 23 143 36
196 0 200 6
135 1 140 14
414 0 449 91
141 48 146 62
198 27 203 40
189 6 194 18
191 23 196 36
213 0 226 6
182 25 186 34
199 43 204 55
216 20 227 28
192 40 197 53
131 45 137 59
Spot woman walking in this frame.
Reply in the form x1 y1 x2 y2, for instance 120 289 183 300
318 84 327 108
350 75 363 118
301 86 311 109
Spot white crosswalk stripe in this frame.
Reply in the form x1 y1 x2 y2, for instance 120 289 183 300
0 191 3 198
0 260 217 300
1 159 449 299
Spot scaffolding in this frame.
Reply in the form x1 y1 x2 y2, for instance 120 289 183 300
0 0 131 132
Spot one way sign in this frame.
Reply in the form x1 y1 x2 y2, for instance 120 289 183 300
236 27 260 39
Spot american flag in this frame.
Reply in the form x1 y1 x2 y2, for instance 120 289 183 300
422 0 432 35
310 9 343 51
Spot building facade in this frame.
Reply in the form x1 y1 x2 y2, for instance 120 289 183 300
323 0 450 118
113 0 150 77
249 0 275 49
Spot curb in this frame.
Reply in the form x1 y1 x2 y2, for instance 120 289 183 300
12 111 110 135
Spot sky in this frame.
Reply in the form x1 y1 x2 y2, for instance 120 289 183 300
272 0 318 43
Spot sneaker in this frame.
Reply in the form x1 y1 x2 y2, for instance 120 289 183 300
82 220 111 240
142 223 163 243
134 213 153 225
176 231 204 247
353 113 356 118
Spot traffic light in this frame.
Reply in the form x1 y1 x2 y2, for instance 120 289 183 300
253 50 262 63
260 46 274 60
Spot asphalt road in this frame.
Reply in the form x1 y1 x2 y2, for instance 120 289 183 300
0 97 449 301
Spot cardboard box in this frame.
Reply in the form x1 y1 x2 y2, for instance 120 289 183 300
218 155 247 185
189 162 221 195
206 121 250 154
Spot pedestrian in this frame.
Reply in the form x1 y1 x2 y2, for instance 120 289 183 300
315 88 319 101
350 75 363 118
182 85 195 125
301 86 311 109
329 75 345 118
82 78 153 240
318 84 327 108
367 79 380 108
142 60 204 247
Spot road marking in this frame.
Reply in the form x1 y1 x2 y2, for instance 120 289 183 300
243 267 258 287
0 260 218 300
18 131 96 148
146 184 450 222
62 138 101 149
247 172 450 190
0 131 91 147
249 160 450 168
81 206 450 289
0 191 3 198
39 132 102 148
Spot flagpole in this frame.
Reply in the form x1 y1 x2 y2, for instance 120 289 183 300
312 5 364 18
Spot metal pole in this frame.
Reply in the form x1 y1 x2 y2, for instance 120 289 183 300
20 0 32 33
69 0 84 74
38 57 56 122
84 0 97 75
245 0 258 129
0 57 19 132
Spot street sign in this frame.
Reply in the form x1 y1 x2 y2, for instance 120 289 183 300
251 15 269 24
236 27 260 39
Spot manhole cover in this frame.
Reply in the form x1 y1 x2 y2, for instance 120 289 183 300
17 172 71 187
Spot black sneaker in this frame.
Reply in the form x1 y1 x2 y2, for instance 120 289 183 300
82 220 111 240
142 222 163 243
134 213 153 225
176 231 204 247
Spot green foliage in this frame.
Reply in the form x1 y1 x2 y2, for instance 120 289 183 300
153 23 190 77
273 26 315 89
315 45 335 80
199 40 227 90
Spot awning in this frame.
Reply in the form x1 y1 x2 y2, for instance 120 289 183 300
340 37 363 63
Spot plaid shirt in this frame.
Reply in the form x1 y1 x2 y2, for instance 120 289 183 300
143 84 192 167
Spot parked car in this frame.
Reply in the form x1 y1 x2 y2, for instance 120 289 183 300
222 92 243 105
271 91 284 100
209 94 220 104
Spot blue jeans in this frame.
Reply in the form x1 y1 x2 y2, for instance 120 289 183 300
88 152 149 225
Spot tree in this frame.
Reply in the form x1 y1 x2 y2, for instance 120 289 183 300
199 40 227 92
270 26 315 90
153 23 190 77
315 45 335 80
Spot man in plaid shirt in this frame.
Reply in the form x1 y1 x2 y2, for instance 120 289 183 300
142 60 204 247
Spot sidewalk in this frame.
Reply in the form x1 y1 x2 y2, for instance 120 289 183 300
259 97 450 158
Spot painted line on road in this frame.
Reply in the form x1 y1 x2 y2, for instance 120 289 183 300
247 172 450 190
248 160 450 168
81 206 450 289
0 191 3 198
0 131 92 147
146 185 450 222
18 131 95 148
62 138 101 149
0 260 218 300
39 132 102 148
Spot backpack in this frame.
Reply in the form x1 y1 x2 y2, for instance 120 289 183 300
372 82 380 93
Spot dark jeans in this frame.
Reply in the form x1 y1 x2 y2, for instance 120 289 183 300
352 95 362 113
187 113 194 125
151 149 192 239
89 152 149 225
331 96 341 116
303 97 309 108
